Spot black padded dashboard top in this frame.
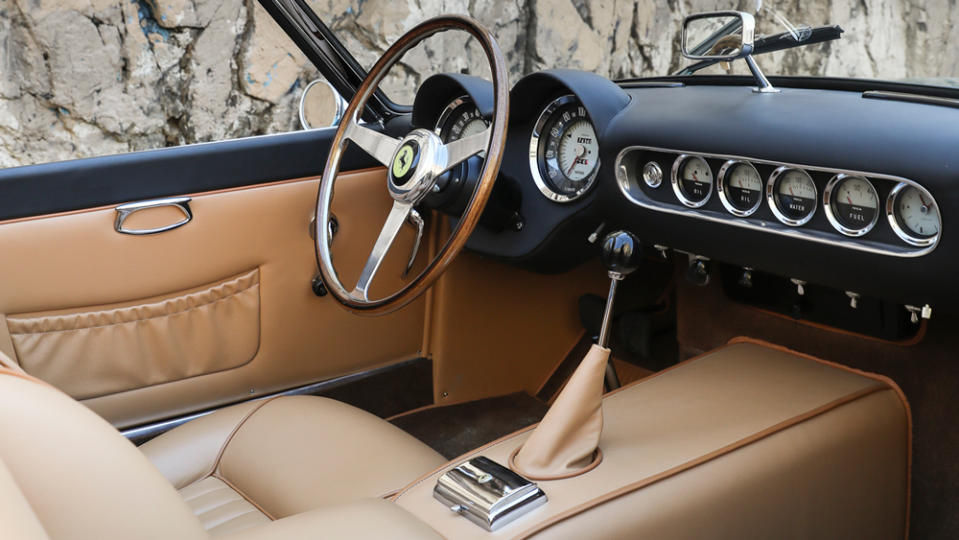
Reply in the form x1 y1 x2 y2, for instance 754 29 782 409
455 73 959 305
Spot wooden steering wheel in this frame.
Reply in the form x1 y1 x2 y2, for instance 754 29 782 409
314 15 509 315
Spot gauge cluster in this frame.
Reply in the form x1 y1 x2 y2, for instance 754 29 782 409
616 146 942 257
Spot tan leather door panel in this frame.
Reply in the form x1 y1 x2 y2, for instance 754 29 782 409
0 168 428 429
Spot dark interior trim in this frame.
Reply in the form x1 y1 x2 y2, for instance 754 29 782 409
123 356 432 445
0 127 377 221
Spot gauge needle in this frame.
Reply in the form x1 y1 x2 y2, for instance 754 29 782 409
789 187 795 196
919 194 930 207
567 145 585 175
847 195 853 205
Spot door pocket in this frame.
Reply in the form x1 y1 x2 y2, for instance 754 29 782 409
7 269 260 400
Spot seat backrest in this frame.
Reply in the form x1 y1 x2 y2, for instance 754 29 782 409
0 361 208 540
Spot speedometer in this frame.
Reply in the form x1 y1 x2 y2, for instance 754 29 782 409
529 95 600 202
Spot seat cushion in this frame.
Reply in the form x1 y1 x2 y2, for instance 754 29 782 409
141 395 446 535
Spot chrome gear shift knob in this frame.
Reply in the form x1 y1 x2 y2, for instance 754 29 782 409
601 230 642 278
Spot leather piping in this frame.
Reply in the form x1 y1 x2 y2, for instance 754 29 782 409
726 336 913 540
209 397 278 479
391 340 911 540
514 384 889 539
211 472 276 522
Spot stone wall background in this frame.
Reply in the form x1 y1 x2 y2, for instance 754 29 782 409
1 0 956 168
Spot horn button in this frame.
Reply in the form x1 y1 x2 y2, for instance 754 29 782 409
388 129 445 204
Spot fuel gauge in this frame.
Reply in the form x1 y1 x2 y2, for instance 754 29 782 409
825 175 879 236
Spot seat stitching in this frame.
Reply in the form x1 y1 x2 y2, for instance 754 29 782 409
205 396 279 480
191 492 245 516
514 384 891 539
213 473 277 521
181 482 233 503
200 507 264 530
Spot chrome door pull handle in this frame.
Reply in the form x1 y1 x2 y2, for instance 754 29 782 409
115 197 193 235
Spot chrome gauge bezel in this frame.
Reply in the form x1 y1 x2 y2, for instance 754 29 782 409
886 182 942 247
434 95 486 141
767 166 817 227
717 160 762 217
823 174 880 237
528 95 601 203
670 154 713 208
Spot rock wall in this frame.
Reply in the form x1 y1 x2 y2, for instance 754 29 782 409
1 0 956 168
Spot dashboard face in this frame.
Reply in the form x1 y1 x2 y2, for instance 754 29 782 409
413 72 957 305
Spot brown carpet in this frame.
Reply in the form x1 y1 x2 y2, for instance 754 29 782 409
389 392 549 460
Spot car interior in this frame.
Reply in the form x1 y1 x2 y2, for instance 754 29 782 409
0 3 956 539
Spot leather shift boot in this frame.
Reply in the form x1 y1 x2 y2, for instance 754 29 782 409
511 344 609 479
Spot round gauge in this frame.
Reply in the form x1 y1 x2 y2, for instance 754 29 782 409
887 183 941 247
670 155 713 208
717 160 763 216
768 167 817 226
529 95 600 202
824 175 879 236
435 96 488 144
434 96 488 193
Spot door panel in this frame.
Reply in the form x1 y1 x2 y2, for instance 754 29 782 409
0 168 429 429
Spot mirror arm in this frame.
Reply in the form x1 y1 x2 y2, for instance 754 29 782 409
675 24 845 77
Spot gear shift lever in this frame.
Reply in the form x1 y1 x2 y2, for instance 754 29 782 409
599 231 642 390
510 231 642 479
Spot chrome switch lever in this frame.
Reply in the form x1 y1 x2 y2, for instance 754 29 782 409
402 209 425 278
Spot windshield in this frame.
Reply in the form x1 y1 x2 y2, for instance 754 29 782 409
332 0 959 105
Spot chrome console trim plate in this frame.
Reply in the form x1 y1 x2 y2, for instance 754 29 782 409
434 456 547 531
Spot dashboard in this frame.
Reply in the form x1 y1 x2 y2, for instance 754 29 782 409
407 71 959 307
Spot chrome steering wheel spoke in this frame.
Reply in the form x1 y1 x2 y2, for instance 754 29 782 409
440 127 491 174
351 200 413 301
344 121 401 167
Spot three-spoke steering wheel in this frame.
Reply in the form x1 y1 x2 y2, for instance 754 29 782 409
314 16 509 315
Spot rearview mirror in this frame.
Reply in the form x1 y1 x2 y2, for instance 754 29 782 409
682 11 755 61
299 80 347 130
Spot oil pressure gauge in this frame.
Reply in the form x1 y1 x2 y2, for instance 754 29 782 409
717 160 763 216
824 175 879 236
887 182 941 247
671 155 713 208
768 166 817 226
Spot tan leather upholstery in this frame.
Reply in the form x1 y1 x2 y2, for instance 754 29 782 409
219 499 442 540
0 169 429 429
512 344 608 479
394 341 910 539
0 367 208 540
0 366 446 538
141 395 446 534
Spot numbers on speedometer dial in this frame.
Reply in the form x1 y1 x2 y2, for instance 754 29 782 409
530 95 600 202
825 175 879 236
769 167 817 226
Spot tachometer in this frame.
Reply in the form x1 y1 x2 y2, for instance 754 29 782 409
824 175 879 236
435 96 488 144
768 167 817 226
717 160 762 216
671 155 713 208
529 95 600 202
887 182 941 247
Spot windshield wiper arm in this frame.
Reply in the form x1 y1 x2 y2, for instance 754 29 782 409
675 25 844 76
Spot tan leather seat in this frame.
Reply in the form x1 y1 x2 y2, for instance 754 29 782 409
139 395 446 535
0 362 445 539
